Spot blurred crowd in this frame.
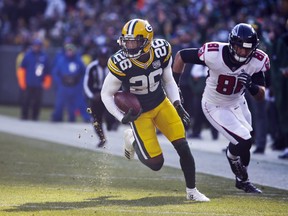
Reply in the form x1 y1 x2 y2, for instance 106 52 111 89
1 0 287 52
1 0 288 157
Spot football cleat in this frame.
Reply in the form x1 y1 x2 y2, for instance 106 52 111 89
124 129 135 160
186 188 210 202
226 148 248 181
97 139 106 148
236 179 262 193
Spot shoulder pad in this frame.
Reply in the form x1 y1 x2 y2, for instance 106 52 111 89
107 55 126 77
252 49 270 72
151 39 172 63
253 49 268 61
200 42 225 62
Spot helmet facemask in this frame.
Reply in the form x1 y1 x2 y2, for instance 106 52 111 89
118 34 149 58
119 19 153 58
229 42 256 63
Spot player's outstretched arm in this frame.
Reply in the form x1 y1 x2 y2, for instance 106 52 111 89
172 51 185 82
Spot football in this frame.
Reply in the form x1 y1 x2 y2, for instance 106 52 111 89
114 91 142 115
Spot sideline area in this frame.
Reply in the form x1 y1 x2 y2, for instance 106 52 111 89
0 114 287 190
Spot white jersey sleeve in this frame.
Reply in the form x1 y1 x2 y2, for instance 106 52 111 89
200 42 270 106
101 72 124 121
162 58 181 103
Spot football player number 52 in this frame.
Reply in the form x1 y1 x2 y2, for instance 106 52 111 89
216 74 243 95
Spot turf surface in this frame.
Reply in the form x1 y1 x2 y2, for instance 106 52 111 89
0 131 287 216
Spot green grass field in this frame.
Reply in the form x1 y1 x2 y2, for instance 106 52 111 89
0 105 287 215
0 132 287 216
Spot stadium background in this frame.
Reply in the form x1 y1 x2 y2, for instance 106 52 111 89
0 0 287 105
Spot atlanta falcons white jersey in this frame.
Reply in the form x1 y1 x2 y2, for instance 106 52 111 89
199 42 270 106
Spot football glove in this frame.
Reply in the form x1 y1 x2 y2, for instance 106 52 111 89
237 73 252 88
178 87 184 104
121 108 142 124
237 73 259 95
174 101 190 127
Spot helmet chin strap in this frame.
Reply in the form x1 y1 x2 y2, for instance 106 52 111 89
233 53 247 62
125 50 142 58
229 45 248 63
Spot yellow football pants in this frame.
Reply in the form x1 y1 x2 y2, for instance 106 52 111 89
131 97 185 159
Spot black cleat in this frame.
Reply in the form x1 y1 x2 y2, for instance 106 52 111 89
236 179 262 193
226 148 248 181
97 139 106 148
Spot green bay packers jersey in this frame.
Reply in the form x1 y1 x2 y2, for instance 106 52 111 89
107 38 172 112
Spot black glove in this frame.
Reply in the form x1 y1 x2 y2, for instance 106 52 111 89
237 73 252 88
178 87 184 104
173 101 190 127
121 108 142 124
237 73 259 95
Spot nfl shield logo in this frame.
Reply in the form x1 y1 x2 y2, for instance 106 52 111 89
152 60 161 69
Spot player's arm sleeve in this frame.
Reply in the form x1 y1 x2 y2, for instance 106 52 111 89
252 54 270 91
162 58 181 103
101 72 124 121
252 71 265 87
249 54 270 100
173 48 205 83
179 48 206 65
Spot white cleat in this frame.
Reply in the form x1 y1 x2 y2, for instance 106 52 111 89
124 129 135 160
186 188 210 202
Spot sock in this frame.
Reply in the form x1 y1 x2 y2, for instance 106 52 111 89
174 140 196 189
186 187 197 193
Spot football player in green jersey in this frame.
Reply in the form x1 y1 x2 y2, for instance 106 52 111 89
101 19 209 201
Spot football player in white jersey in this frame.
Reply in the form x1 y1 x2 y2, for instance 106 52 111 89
101 19 210 201
173 23 270 193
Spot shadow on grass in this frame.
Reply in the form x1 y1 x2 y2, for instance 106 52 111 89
3 195 198 212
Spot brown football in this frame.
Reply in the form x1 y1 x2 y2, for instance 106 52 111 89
114 91 142 115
